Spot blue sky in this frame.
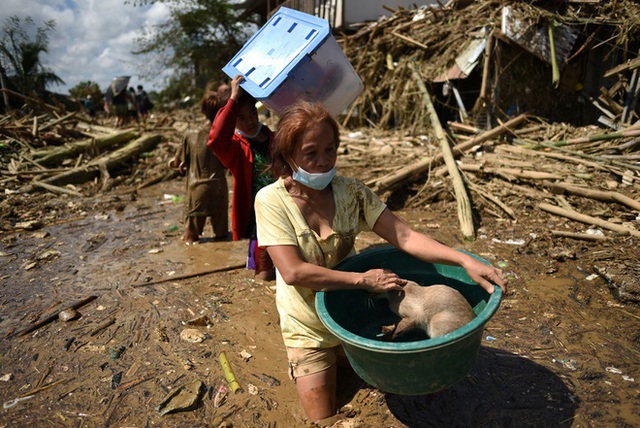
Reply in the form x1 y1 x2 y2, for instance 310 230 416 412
1 0 171 94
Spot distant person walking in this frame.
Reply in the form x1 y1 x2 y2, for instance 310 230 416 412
136 85 153 119
126 87 139 125
104 76 131 127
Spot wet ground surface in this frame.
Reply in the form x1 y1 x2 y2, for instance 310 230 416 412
1 175 639 427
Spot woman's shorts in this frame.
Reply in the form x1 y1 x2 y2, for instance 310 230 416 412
286 346 346 380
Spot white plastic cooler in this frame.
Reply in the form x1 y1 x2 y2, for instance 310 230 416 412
222 7 363 117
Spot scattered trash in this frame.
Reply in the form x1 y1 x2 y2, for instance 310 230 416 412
156 380 204 416
111 372 123 389
606 366 622 374
486 336 497 342
37 250 60 260
167 225 179 232
14 220 42 230
553 357 577 371
586 274 599 281
213 384 228 407
492 238 526 245
148 248 163 254
181 358 195 371
497 261 507 269
0 373 13 382
184 315 212 327
58 308 79 322
622 375 635 382
3 395 35 410
23 262 37 271
251 373 281 387
110 345 126 360
585 228 605 237
180 328 207 343
240 350 253 362
247 383 259 395
64 337 75 351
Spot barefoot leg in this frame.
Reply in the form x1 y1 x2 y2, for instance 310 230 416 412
295 365 337 423
182 217 201 245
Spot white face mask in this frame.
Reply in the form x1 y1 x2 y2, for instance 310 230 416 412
291 162 336 190
237 122 263 139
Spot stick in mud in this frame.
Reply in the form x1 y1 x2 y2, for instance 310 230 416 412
131 263 246 288
9 295 98 339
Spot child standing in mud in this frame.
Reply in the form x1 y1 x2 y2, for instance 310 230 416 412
207 74 276 280
255 101 509 425
169 92 229 244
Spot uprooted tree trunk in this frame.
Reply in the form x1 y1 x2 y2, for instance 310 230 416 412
20 133 163 193
32 129 139 166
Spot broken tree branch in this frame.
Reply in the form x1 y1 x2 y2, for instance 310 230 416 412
411 61 475 239
32 129 138 166
20 133 162 192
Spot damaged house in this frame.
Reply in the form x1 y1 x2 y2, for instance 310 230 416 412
241 0 640 131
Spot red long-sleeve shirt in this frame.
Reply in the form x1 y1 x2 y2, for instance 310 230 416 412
207 98 273 240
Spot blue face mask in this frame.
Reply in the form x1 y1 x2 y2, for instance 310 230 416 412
237 122 263 139
291 163 336 190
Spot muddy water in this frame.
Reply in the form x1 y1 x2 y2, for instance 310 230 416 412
0 180 638 427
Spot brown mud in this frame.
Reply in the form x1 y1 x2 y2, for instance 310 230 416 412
1 151 639 428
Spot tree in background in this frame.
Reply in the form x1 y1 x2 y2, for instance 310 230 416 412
130 0 256 98
0 16 64 98
69 81 103 102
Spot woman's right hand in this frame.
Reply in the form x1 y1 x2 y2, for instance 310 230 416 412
357 269 407 293
230 75 245 100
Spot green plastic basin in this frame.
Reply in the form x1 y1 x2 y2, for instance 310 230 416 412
316 246 502 395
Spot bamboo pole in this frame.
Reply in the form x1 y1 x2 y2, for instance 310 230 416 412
410 61 475 240
546 128 640 146
542 181 640 211
539 203 640 237
219 352 242 393
373 114 527 192
550 230 608 241
38 112 77 133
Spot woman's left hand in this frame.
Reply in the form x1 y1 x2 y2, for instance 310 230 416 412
461 257 509 294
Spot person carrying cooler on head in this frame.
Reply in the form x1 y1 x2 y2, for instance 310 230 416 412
207 74 276 281
254 101 509 425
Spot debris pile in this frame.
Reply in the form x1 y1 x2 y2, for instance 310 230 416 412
0 88 187 230
338 0 640 131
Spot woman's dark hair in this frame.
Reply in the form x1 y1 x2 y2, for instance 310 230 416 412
200 91 223 122
271 101 340 177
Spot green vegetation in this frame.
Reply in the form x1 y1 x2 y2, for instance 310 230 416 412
0 16 64 98
68 80 103 103
130 0 257 97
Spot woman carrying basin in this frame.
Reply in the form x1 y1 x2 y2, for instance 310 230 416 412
254 101 509 425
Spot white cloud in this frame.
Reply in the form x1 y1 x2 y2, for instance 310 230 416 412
1 0 171 94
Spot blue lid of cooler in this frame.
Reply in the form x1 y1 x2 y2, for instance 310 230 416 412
222 7 331 100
